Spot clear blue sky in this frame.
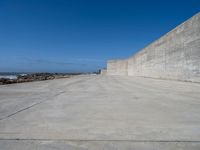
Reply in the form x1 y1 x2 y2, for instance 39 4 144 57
0 0 199 72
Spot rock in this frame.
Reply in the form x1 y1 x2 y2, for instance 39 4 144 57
0 73 72 85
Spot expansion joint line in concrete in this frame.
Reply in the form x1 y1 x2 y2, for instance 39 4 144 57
0 91 65 121
0 77 97 121
0 101 44 121
0 139 200 143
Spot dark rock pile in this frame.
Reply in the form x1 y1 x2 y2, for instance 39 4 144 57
0 73 69 85
17 73 55 82
0 78 18 84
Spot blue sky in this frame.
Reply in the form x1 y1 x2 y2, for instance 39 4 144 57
0 0 199 72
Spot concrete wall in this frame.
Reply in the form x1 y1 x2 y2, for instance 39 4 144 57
107 59 128 76
106 12 200 82
100 69 107 75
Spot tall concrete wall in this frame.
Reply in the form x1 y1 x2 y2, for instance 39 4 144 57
107 59 128 76
106 12 200 82
100 69 107 75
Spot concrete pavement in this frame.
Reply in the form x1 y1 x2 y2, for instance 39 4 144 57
0 75 200 149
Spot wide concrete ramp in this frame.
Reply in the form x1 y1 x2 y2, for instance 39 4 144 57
0 75 200 149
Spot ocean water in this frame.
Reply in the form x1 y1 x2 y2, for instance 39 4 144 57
0 73 27 79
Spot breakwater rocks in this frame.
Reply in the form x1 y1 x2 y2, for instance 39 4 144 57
0 73 71 85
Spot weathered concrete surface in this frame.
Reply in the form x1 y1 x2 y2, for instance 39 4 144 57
107 12 200 82
107 59 128 76
0 75 200 149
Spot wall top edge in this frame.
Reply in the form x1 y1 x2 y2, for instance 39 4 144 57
128 11 200 59
107 59 128 63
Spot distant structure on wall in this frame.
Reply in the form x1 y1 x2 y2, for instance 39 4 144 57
100 69 107 75
103 12 200 82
